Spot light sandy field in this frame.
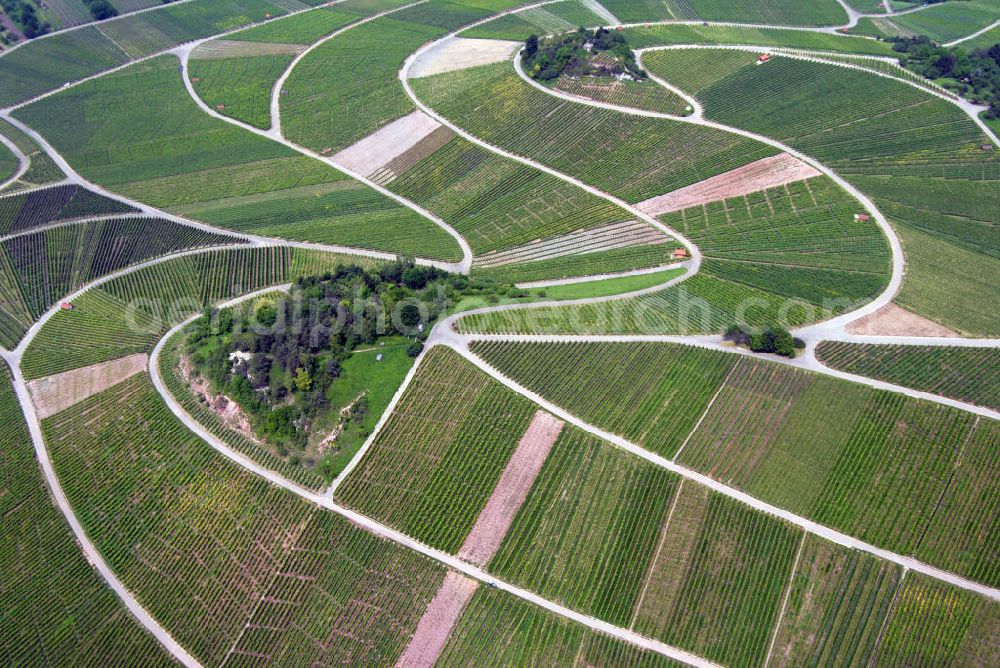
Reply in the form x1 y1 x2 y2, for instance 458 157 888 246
28 353 148 419
408 37 521 79
636 153 822 216
191 40 307 59
395 572 479 667
458 410 565 566
846 303 960 337
476 220 668 268
332 110 442 176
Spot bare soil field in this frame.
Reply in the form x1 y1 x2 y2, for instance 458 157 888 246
395 572 479 668
333 110 443 176
458 410 565 567
408 38 521 79
636 153 821 216
28 353 148 419
846 303 960 337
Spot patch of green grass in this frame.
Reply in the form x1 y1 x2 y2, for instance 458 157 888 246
536 267 685 300
318 336 416 478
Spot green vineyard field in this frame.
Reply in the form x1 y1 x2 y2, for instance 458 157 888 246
0 362 173 666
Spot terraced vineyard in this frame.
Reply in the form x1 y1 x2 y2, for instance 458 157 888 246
598 0 848 25
412 61 776 203
0 216 237 347
817 342 1000 410
640 49 1000 335
19 246 353 379
0 362 173 665
471 340 1000 586
2 0 998 665
41 373 449 665
334 346 539 553
14 55 463 261
0 0 340 108
190 0 417 129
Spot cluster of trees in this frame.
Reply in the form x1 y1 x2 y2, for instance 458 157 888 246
523 27 646 81
0 0 50 38
891 36 1000 119
185 261 449 451
183 259 506 454
82 0 118 21
724 324 804 358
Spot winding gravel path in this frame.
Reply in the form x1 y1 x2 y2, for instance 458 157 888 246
0 128 29 191
440 337 1000 601
495 49 904 340
145 296 718 668
173 42 472 273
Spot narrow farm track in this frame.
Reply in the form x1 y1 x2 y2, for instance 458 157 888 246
634 44 999 145
268 0 431 139
436 329 1000 420
0 113 462 272
0 129 29 191
433 47 903 340
397 5 703 274
0 0 337 113
0 354 202 668
0 212 151 243
0 0 199 58
832 0 932 30
945 18 1000 47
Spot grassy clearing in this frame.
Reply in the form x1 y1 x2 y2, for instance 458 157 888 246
16 56 461 260
529 266 684 299
817 342 1000 410
459 178 891 334
490 428 679 625
0 362 173 666
334 346 538 553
